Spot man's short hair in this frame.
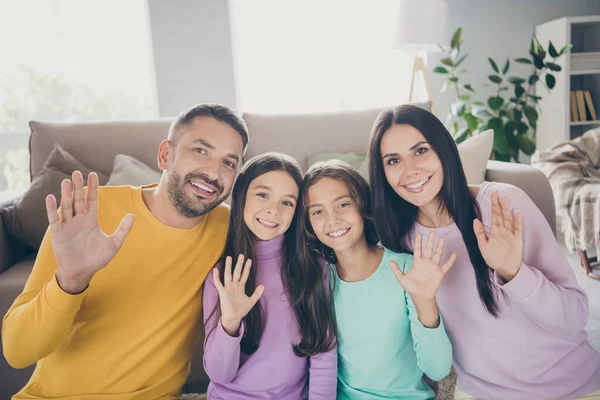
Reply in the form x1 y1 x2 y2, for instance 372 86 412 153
169 104 249 155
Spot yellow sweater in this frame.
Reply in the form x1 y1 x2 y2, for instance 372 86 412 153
2 185 229 400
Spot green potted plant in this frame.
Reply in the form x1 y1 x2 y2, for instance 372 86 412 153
434 27 570 162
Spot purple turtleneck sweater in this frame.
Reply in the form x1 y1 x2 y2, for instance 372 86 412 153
202 235 337 400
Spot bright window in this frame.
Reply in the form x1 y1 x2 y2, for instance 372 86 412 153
230 0 415 114
0 0 158 193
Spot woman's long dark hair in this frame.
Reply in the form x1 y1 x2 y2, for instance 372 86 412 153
302 160 379 265
208 152 337 356
368 105 500 317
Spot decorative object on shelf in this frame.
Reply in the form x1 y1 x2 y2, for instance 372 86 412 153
433 27 569 162
571 51 600 74
394 0 449 107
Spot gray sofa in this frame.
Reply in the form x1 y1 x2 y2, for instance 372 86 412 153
0 104 556 398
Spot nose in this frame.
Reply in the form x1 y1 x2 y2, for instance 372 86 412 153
325 210 340 226
402 157 420 178
265 202 279 216
202 158 220 181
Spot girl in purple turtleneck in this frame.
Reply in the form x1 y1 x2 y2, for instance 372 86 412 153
202 152 337 400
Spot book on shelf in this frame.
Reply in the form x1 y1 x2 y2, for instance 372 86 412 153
571 91 579 122
576 90 587 121
584 90 597 121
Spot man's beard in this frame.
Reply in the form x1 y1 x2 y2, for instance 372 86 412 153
166 169 224 218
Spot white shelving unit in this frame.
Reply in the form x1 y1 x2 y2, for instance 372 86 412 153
535 16 600 153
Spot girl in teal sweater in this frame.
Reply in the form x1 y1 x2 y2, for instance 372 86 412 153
301 160 454 400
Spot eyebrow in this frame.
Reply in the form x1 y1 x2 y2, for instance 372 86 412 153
382 140 429 159
190 138 241 163
254 185 298 201
308 195 351 209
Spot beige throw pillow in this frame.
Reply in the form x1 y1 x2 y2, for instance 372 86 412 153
456 129 494 184
106 154 162 187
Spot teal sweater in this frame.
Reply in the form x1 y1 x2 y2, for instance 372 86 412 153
331 247 452 400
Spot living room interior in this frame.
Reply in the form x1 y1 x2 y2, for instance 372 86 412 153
1 0 600 399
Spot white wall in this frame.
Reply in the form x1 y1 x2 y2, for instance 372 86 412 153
430 0 600 122
147 0 237 117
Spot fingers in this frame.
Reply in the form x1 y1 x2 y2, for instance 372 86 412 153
515 211 523 241
86 172 99 215
500 196 515 233
389 260 405 283
442 253 458 274
224 256 233 283
249 284 265 305
60 179 74 221
240 258 253 284
72 171 86 216
473 218 488 247
46 194 61 234
423 231 436 259
212 268 224 292
491 191 503 228
414 233 423 258
233 254 244 281
432 236 445 265
110 214 135 251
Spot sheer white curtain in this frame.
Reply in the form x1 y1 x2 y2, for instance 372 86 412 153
230 0 415 114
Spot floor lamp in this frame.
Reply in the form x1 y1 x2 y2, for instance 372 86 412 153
394 0 449 109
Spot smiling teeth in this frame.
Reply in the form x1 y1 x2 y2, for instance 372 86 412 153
406 177 429 189
328 229 348 237
191 182 215 193
258 218 278 227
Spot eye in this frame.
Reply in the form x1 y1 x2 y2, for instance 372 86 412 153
311 209 323 216
256 192 268 199
223 160 236 170
415 147 428 156
338 202 350 209
282 200 295 207
194 148 208 155
386 157 400 165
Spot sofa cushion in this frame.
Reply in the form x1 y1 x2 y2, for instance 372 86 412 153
29 120 171 179
457 129 494 184
107 154 163 186
1 144 108 250
243 102 432 171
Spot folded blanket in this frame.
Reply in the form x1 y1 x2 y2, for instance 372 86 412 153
531 129 600 256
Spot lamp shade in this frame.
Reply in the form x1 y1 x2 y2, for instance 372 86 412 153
394 0 449 52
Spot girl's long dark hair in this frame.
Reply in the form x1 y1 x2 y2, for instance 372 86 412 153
208 152 337 356
368 105 500 317
302 160 379 265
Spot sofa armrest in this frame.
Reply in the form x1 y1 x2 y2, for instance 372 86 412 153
485 160 556 236
0 200 32 275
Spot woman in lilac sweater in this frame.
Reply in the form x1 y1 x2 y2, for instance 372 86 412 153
202 153 337 400
366 105 600 400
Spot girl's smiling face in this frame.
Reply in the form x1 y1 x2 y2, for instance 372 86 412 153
307 177 365 253
244 170 299 240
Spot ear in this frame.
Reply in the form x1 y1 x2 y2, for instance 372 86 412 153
157 140 171 171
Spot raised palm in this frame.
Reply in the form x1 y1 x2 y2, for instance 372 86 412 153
473 191 523 281
46 171 134 290
213 255 264 327
389 232 457 301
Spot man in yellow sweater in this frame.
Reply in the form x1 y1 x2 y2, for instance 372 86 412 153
1 104 248 399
